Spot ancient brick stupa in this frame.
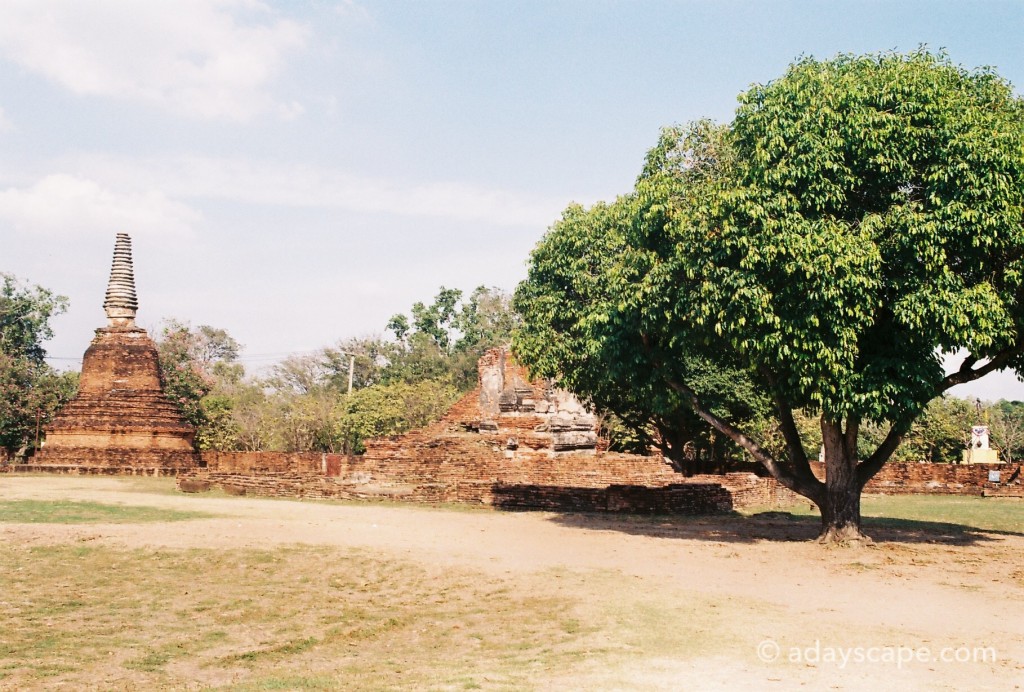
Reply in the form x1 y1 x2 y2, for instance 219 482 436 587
37 234 198 472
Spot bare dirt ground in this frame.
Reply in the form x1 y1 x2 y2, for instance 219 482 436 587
2 475 1022 691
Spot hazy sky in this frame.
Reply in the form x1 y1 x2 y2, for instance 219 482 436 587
1 0 1022 399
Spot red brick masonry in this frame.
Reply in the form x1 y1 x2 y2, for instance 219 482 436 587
33 326 198 470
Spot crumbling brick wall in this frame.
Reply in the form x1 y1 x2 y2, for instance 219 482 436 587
806 460 1020 495
199 452 326 474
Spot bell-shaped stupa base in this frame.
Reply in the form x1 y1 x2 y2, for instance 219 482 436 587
37 327 198 470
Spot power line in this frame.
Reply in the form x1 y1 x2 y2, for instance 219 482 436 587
45 347 329 365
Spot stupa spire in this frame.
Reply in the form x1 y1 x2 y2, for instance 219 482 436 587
103 233 139 328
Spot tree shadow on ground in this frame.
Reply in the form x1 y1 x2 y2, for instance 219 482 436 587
545 510 1024 545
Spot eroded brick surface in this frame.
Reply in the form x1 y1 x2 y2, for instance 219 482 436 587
34 326 198 470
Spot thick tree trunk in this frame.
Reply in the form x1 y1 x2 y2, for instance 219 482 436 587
817 418 871 544
663 375 882 545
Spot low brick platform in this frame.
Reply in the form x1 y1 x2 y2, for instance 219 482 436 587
176 465 795 514
8 464 185 477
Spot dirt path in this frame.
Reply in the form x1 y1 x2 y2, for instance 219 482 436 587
3 475 1022 690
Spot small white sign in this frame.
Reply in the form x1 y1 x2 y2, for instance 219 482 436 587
988 471 1001 483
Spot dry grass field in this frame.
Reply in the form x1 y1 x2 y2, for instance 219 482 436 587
1 475 1022 690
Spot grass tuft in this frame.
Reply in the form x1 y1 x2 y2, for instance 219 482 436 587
0 499 214 524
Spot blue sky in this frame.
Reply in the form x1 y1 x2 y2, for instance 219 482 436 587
1 0 1022 398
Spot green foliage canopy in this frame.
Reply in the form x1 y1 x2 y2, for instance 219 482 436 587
0 274 77 457
513 193 770 467
660 52 1024 425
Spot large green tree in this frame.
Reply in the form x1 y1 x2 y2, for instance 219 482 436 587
0 274 78 458
516 51 1024 542
155 320 243 450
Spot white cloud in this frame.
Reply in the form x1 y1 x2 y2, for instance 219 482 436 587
335 0 373 23
0 105 11 131
0 0 308 121
75 155 568 229
0 174 200 237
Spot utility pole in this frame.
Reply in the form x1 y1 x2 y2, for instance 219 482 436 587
347 353 355 396
35 408 41 453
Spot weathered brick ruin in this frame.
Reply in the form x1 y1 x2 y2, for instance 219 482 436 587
177 349 1020 510
31 234 198 473
178 349 796 513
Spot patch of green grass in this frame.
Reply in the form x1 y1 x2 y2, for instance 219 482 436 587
745 495 1024 536
0 499 214 524
125 649 175 672
864 494 1023 534
223 636 321 665
773 494 1024 534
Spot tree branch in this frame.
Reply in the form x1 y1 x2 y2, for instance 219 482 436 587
856 420 909 488
863 341 1024 486
665 376 824 504
773 394 822 489
939 344 1024 393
